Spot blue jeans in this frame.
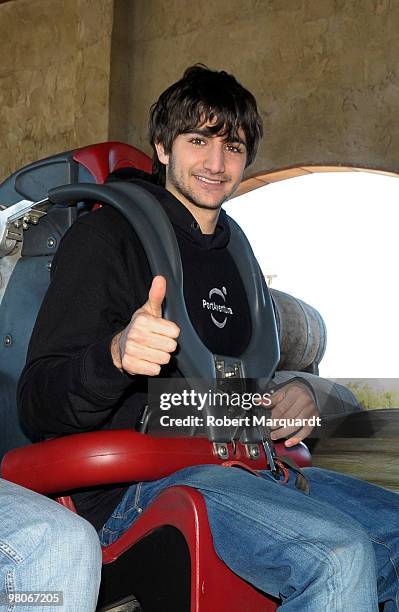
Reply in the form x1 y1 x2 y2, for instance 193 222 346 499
99 465 399 611
0 479 102 612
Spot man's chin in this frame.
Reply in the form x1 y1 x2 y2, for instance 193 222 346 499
179 188 227 210
190 198 225 211
189 188 234 210
167 178 233 210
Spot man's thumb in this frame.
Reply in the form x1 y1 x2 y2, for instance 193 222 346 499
145 275 166 317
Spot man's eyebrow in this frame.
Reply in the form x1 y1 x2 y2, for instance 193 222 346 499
184 128 247 147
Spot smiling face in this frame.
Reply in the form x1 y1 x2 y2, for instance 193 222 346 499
155 124 247 219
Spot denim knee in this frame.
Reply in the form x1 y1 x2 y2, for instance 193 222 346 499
44 509 102 566
61 513 102 560
301 524 375 575
285 521 377 603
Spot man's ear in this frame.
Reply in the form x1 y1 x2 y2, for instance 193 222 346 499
155 142 169 166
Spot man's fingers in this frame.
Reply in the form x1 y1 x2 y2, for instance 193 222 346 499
271 426 301 441
270 384 315 417
271 399 316 438
141 334 177 353
112 276 181 375
271 423 314 443
122 343 173 368
131 312 180 340
121 357 162 377
270 400 307 437
270 393 304 421
284 436 304 448
270 384 311 408
145 275 167 317
271 423 307 440
271 397 315 424
270 387 287 406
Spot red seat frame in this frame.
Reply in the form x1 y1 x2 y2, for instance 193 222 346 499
2 429 309 610
103 485 279 611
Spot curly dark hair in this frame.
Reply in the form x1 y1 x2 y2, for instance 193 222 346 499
149 64 263 185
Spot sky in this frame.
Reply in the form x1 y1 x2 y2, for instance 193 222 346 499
225 172 399 379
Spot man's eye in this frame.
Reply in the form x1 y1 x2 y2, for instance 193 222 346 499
225 144 243 153
189 137 205 146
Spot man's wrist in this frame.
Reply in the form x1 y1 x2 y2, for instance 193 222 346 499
272 378 319 414
110 332 123 371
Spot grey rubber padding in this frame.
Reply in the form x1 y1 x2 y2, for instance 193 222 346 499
49 182 280 381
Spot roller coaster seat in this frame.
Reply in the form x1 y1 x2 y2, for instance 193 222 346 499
0 142 312 611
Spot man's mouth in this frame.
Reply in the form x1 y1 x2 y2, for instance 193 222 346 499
194 175 225 185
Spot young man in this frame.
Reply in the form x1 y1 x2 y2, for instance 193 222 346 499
0 478 101 611
18 66 399 611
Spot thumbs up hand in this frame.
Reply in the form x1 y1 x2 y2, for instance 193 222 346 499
111 276 180 376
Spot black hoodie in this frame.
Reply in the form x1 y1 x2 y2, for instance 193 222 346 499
18 179 252 529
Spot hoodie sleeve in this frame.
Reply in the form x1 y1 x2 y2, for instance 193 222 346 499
260 269 362 420
17 212 143 437
271 370 362 421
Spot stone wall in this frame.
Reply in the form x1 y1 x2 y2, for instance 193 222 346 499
1 0 399 183
126 0 399 178
0 0 114 181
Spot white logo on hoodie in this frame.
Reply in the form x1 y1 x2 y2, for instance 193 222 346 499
202 286 234 329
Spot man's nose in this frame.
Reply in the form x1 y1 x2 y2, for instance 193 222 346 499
203 143 225 174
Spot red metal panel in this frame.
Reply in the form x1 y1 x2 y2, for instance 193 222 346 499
72 141 152 183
